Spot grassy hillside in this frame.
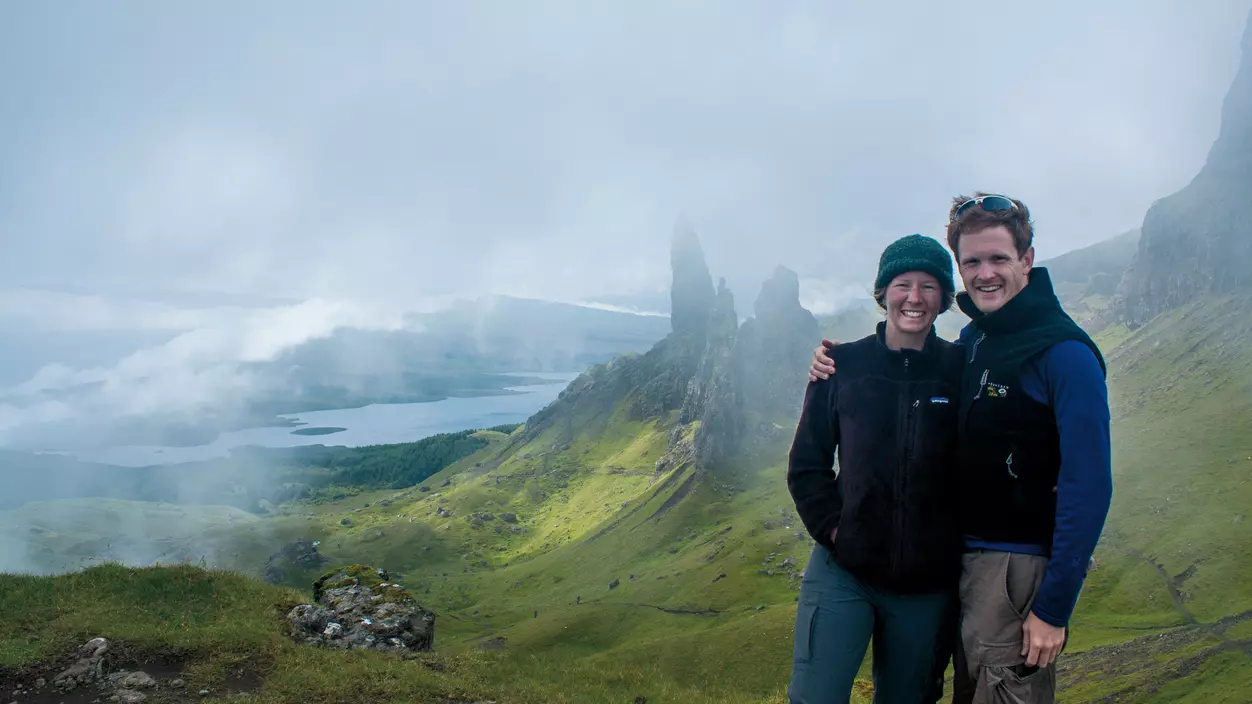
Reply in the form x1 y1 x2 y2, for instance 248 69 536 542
0 563 663 704
3 292 1251 701
0 408 839 702
1053 293 1252 701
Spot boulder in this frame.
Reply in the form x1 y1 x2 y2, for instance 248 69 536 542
54 637 109 691
263 564 287 584
263 538 330 583
287 565 436 652
113 671 156 690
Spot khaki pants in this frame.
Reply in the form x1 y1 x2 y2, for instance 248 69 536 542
952 550 1058 704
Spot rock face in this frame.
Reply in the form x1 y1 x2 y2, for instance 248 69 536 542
287 565 436 652
682 278 744 468
1119 10 1252 326
670 217 717 339
735 266 819 426
518 220 816 485
526 223 720 437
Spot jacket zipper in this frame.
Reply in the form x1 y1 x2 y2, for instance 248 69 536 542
962 368 989 432
974 369 989 400
970 332 987 362
895 357 916 576
900 397 919 573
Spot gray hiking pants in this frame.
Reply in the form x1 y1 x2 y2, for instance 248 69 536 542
787 544 955 704
952 550 1059 704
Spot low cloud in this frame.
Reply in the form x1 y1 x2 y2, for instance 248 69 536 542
0 295 413 448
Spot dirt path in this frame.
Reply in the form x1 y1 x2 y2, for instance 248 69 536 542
1121 546 1252 660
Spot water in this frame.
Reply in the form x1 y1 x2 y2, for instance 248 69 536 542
63 373 578 467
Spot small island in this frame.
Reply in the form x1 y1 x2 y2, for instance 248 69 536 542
290 427 348 437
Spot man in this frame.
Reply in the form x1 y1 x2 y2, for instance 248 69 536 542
808 193 1113 702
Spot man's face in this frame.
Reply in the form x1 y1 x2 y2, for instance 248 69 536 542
956 225 1034 314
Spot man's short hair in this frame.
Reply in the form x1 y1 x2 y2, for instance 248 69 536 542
945 192 1034 258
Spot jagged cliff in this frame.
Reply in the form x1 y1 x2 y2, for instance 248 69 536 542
670 218 716 339
520 221 815 474
681 278 743 468
1119 10 1252 326
735 266 819 429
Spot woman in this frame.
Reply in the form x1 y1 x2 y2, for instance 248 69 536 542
786 234 962 704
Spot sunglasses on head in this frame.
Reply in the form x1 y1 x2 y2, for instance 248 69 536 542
952 195 1018 222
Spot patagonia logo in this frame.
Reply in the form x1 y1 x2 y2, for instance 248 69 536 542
985 383 1010 398
929 396 950 404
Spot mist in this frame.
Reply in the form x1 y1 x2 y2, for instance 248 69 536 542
2 3 1251 573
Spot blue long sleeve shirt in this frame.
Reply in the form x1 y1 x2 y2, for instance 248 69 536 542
959 328 1113 627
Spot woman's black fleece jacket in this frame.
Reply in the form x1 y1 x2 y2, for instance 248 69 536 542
787 322 964 594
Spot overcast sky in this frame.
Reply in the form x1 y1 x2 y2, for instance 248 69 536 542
1 1 1251 441
3 1 1250 311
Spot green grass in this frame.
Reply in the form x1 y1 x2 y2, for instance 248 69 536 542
1137 651 1252 704
1053 294 1252 699
4 295 1251 701
1080 296 1252 623
0 564 824 704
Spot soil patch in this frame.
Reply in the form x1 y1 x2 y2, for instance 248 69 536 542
0 641 267 704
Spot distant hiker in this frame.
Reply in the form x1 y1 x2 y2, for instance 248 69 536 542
786 234 962 704
808 194 1113 703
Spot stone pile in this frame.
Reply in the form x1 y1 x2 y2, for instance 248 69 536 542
287 566 436 652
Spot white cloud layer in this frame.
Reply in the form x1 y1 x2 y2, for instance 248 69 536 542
1 1 1249 446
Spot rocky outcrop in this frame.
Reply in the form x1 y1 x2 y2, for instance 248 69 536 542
670 217 716 339
1119 10 1252 325
734 266 819 427
48 638 163 702
519 222 816 479
682 278 744 468
288 565 435 652
262 538 330 584
522 222 719 441
53 637 110 691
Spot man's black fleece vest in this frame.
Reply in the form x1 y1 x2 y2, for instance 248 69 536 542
956 267 1106 547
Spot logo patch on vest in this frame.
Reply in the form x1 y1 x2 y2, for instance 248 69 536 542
929 396 950 404
984 383 1010 398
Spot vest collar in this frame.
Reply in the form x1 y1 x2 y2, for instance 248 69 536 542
956 267 1063 335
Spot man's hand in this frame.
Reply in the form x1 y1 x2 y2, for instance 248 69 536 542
828 526 838 544
1021 613 1066 668
808 339 839 382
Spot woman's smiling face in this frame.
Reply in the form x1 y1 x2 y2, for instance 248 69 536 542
885 271 942 335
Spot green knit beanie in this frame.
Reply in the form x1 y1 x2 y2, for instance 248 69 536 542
874 234 955 307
